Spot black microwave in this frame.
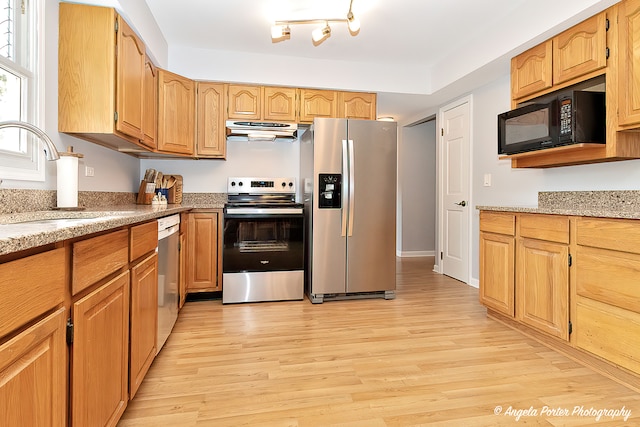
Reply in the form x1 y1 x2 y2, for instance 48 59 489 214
498 91 605 155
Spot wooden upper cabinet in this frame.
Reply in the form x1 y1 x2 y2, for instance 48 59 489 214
227 84 262 120
58 3 149 150
299 89 337 123
553 12 607 85
338 92 377 120
115 15 145 140
141 55 158 149
511 40 553 100
619 0 640 126
157 69 196 155
263 86 298 122
196 82 227 158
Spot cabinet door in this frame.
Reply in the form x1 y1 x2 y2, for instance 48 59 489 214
72 271 130 427
0 308 66 427
337 92 377 120
263 86 298 122
157 69 195 155
479 232 515 317
553 12 607 85
619 0 640 126
129 252 158 399
516 238 569 340
511 40 553 100
186 212 222 292
115 15 145 140
227 84 261 120
141 55 158 149
298 89 337 123
196 82 227 158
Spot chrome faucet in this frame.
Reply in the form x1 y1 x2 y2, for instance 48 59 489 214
0 120 60 160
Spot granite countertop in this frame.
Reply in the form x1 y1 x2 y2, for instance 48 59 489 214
0 190 228 256
0 204 193 256
477 190 640 220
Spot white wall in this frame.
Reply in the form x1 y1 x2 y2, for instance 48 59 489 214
140 139 300 193
398 121 436 255
469 74 640 284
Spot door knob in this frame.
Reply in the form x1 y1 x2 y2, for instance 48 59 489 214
455 201 467 207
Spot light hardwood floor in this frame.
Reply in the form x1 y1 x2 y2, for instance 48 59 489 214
118 257 640 426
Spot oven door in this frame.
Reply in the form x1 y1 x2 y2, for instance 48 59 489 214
223 211 304 273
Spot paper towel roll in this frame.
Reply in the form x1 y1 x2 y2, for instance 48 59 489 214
57 146 83 208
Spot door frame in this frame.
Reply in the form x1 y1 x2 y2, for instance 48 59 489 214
435 94 473 284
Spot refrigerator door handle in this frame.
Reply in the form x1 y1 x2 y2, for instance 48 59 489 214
341 139 349 237
348 139 355 237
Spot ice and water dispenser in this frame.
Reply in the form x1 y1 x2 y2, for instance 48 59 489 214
318 174 342 209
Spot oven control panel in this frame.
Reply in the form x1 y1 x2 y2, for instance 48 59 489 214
228 177 296 194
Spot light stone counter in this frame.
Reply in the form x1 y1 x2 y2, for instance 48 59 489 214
477 190 640 220
0 190 228 256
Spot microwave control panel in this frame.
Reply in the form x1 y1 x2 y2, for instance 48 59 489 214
559 97 572 137
318 174 342 209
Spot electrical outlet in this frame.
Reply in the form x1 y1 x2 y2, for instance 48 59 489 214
483 173 491 187
85 166 94 177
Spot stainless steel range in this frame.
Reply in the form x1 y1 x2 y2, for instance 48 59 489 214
222 177 304 304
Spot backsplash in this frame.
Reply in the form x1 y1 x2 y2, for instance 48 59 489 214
538 190 640 211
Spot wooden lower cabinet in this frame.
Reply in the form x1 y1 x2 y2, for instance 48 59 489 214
516 237 569 340
71 270 130 426
0 308 67 427
186 211 223 292
574 217 640 375
129 252 158 398
479 232 515 316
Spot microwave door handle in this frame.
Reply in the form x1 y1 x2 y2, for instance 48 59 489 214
341 139 348 237
348 139 355 237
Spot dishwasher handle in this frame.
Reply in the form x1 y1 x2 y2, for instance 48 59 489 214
158 223 179 240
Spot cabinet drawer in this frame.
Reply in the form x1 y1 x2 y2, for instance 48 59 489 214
73 229 129 295
575 296 640 375
577 217 640 254
576 246 640 314
0 248 66 339
519 214 569 243
130 220 158 262
479 211 515 236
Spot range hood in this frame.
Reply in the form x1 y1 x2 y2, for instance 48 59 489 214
226 120 298 142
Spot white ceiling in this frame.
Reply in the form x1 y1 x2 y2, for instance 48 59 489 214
142 0 618 123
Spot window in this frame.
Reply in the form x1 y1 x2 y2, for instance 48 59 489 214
0 0 45 181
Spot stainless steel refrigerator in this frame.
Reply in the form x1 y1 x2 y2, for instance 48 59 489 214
300 118 397 303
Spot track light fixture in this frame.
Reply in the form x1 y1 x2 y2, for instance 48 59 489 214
271 0 359 45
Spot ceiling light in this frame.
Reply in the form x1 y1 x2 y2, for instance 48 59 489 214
311 23 331 44
271 0 359 46
270 25 290 42
347 11 360 34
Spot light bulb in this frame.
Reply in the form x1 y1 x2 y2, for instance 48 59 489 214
312 23 331 43
271 25 290 41
347 12 360 34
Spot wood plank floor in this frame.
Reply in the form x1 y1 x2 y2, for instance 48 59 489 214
118 257 640 426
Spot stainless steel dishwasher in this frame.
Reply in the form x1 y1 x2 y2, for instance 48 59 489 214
157 214 180 353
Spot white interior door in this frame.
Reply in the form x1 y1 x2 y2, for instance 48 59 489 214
440 98 470 283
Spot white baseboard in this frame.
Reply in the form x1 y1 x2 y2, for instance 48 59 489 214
468 277 479 289
397 250 435 257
